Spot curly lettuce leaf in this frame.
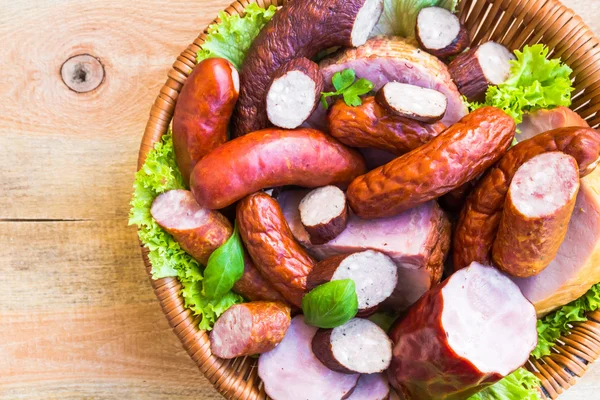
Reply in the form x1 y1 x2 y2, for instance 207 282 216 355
129 132 243 329
468 368 541 400
197 3 277 69
372 0 458 37
468 44 574 124
533 282 600 358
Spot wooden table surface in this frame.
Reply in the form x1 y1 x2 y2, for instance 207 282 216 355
1 0 600 398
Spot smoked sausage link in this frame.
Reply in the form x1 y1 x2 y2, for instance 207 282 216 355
237 192 315 307
191 128 367 210
347 106 516 219
453 127 600 271
233 253 289 303
173 58 239 184
210 301 291 359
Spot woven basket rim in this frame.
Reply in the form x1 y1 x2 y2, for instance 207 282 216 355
137 0 600 399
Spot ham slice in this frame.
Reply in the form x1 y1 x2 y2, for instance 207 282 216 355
511 107 600 316
278 190 451 310
347 374 390 400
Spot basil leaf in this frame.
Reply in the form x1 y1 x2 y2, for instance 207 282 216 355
202 222 245 299
302 279 358 328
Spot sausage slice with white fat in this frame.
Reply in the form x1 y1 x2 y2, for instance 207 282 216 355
307 250 398 316
346 374 390 400
375 82 448 123
416 7 469 59
267 57 325 129
259 316 359 400
312 318 393 374
449 41 515 101
299 186 348 245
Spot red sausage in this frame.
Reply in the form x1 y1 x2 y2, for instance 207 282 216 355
233 253 289 303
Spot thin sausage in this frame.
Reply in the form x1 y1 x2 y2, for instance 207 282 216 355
233 253 289 303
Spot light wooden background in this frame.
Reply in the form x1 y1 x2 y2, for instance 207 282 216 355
0 0 599 398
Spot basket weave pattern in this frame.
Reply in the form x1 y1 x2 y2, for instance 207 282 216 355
138 0 600 398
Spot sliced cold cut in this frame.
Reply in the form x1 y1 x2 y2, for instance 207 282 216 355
415 7 469 59
307 250 398 316
312 318 393 374
388 262 537 400
346 374 390 400
375 82 447 123
258 316 359 400
299 186 348 245
278 190 451 310
150 189 232 265
492 152 580 278
210 301 291 359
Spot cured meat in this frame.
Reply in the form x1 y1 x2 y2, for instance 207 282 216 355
388 262 537 400
415 7 469 59
517 106 589 141
232 254 288 303
346 374 390 400
258 316 359 400
375 82 447 123
299 186 348 245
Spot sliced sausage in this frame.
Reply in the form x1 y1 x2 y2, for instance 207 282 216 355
415 7 469 59
299 186 348 245
173 58 239 184
453 127 600 271
150 189 232 265
258 315 360 400
232 253 288 303
492 152 580 277
347 106 516 219
266 57 324 129
346 374 390 400
190 128 367 210
328 97 446 155
232 0 384 136
449 42 515 102
375 82 447 123
312 318 393 374
388 262 537 400
237 192 315 307
209 301 291 359
307 250 398 316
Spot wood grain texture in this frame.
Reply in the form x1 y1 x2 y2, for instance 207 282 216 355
0 0 599 398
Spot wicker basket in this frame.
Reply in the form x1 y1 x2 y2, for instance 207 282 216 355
137 0 600 398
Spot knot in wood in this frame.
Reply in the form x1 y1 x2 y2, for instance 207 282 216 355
61 54 105 93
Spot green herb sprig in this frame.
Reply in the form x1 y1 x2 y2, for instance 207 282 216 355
320 69 374 109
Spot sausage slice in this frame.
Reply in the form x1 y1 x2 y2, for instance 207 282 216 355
258 316 359 400
388 262 538 399
307 250 398 316
416 7 469 59
299 186 348 245
492 152 580 277
375 82 448 123
346 374 390 400
312 318 393 374
210 301 291 359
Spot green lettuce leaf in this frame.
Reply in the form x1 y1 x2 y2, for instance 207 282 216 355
371 0 458 37
532 282 600 358
468 44 574 124
196 3 277 69
468 368 541 400
129 131 243 329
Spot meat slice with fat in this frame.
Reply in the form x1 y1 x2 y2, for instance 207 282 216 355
346 374 390 400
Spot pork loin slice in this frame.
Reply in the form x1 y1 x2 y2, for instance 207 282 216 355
415 7 469 59
375 82 447 123
258 316 359 400
278 190 451 310
307 250 398 316
312 318 393 374
346 374 390 400
299 186 348 245
309 36 467 130
388 262 538 400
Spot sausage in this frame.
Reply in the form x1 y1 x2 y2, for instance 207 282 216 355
438 180 478 212
237 192 315 307
375 82 448 123
299 186 348 245
232 253 288 303
346 374 390 400
266 57 324 129
209 301 291 359
491 152 580 277
453 127 600 271
258 316 360 400
231 0 384 137
387 262 537 400
328 97 446 155
172 58 239 184
347 106 516 219
415 7 469 59
190 128 367 210
312 318 392 374
150 189 232 265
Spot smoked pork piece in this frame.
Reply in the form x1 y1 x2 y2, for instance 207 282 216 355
346 374 390 400
375 82 448 123
278 190 450 310
209 302 291 359
258 316 359 400
492 152 580 278
299 186 348 245
388 262 537 400
517 106 590 141
415 7 469 59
